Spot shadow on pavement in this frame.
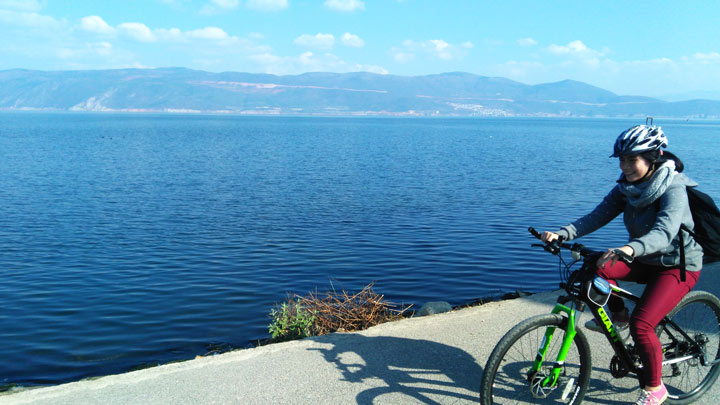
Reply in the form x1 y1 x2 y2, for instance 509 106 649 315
581 365 639 405
309 333 481 404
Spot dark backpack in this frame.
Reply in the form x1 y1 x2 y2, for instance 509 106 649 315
650 151 720 275
682 187 720 264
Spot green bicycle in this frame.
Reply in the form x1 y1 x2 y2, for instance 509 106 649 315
480 227 720 404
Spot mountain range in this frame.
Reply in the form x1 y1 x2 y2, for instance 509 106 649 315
1 68 719 118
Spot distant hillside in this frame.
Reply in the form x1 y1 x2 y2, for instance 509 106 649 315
1 68 719 118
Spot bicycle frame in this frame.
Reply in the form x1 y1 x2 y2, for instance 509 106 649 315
532 279 712 390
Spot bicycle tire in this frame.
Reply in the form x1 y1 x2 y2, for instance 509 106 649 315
480 314 591 404
660 290 720 404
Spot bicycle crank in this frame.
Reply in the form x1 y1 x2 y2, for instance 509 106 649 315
610 355 630 378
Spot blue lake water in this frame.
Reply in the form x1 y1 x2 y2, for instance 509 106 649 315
1 113 719 386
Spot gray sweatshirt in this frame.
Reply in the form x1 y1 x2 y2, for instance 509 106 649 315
556 173 703 271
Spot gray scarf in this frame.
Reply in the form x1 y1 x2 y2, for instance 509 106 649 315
617 160 676 207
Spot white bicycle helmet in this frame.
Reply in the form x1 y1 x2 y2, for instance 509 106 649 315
611 125 667 157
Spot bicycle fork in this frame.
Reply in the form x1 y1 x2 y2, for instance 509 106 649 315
527 303 578 398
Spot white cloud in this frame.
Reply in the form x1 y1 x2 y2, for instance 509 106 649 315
341 33 364 48
427 40 452 60
246 0 288 11
324 0 365 12
298 51 318 66
89 41 114 57
517 37 537 47
543 40 608 72
293 32 364 49
651 57 674 64
1 8 275 71
56 41 117 63
186 26 229 40
155 27 183 41
80 16 115 35
294 33 335 50
249 51 387 75
547 40 600 56
0 0 41 12
692 52 720 63
251 51 327 72
78 16 244 46
118 22 156 42
393 39 470 62
0 9 63 28
489 54 706 97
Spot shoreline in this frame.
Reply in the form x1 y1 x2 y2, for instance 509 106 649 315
2 109 719 120
0 289 536 395
5 270 719 404
1 288 563 404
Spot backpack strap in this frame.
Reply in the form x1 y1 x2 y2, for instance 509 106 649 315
656 195 689 281
678 227 687 282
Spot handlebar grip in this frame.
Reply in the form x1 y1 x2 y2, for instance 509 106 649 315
529 227 563 255
528 227 564 242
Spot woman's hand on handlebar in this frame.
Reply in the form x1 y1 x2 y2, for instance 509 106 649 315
540 231 560 243
596 245 635 268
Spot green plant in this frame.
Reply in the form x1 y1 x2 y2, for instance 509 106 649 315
268 299 317 342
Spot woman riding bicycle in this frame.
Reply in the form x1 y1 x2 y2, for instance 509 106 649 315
541 124 703 405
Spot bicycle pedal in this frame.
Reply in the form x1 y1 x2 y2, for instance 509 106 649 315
561 378 575 400
671 364 682 377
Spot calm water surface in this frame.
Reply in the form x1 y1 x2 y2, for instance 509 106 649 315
1 113 719 386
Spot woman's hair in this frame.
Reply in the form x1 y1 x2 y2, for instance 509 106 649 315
644 150 684 173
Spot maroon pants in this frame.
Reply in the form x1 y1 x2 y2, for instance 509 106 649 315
596 260 699 387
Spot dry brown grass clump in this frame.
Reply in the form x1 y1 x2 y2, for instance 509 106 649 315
299 282 412 336
268 282 412 342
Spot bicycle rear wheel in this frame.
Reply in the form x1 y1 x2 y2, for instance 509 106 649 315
480 314 591 404
659 290 720 404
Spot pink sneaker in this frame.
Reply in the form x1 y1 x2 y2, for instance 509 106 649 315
635 384 668 404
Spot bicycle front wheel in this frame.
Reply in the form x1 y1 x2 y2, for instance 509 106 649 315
480 314 591 404
660 290 720 404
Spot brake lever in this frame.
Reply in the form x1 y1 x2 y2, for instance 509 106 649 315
530 242 560 255
613 248 634 264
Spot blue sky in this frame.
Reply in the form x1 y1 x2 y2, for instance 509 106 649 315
2 0 720 98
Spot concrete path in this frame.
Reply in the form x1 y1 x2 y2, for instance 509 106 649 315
4 263 720 404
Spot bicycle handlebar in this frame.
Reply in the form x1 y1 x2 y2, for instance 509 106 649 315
528 227 600 258
529 227 604 294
